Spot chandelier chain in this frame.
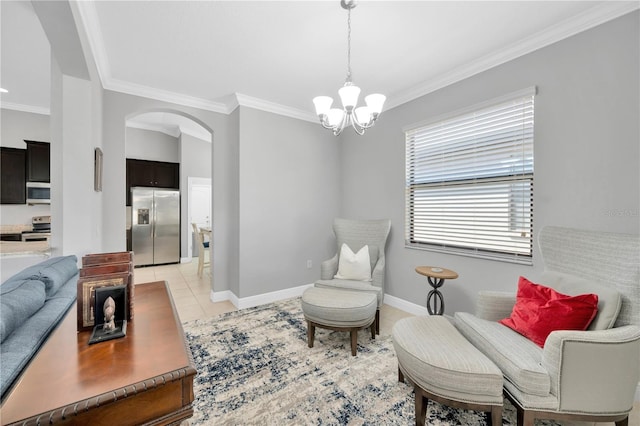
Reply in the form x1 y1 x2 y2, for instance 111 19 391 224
346 7 352 83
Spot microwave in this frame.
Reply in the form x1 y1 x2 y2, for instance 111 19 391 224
26 182 51 204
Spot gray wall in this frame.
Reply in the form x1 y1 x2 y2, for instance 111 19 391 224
237 107 339 298
126 127 179 162
101 92 338 300
179 132 212 258
0 108 51 224
339 11 640 314
101 90 231 294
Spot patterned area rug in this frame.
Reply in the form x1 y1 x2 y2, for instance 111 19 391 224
183 298 551 425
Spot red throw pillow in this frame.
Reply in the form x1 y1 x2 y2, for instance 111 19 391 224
499 276 598 347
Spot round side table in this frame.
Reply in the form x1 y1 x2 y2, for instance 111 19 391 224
415 266 458 315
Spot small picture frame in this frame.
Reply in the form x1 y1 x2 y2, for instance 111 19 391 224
77 272 133 331
94 147 103 192
88 285 127 345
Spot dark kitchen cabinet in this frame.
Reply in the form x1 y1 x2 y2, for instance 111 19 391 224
25 140 50 183
126 159 179 205
0 147 27 204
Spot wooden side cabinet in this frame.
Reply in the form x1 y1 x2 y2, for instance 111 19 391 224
0 147 27 204
25 140 50 183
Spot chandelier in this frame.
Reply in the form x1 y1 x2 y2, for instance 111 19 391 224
313 0 386 136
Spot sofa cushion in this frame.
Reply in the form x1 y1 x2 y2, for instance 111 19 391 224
1 277 77 400
540 271 621 330
3 255 78 298
0 279 46 343
455 311 551 397
500 277 599 347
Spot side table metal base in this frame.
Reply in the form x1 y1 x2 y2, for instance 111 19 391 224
427 276 445 315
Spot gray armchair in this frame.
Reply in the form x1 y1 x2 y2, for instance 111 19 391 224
455 226 640 426
315 218 391 334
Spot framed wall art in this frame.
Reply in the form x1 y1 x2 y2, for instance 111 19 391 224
94 147 103 192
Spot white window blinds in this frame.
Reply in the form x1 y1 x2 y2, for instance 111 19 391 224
405 88 535 264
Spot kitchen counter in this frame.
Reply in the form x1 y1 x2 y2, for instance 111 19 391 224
0 240 50 255
0 225 32 235
0 242 51 283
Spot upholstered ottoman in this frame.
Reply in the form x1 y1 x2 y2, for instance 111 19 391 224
392 316 503 426
301 287 377 356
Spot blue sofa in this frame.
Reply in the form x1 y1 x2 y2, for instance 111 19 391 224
0 255 78 400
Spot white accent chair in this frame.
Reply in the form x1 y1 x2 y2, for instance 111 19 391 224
455 226 640 426
315 218 391 334
191 223 210 277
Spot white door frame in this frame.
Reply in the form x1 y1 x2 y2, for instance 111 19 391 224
187 176 212 259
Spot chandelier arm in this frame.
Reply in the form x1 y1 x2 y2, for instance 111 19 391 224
351 120 366 135
334 111 349 136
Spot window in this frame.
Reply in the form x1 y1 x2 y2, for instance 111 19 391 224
405 87 535 264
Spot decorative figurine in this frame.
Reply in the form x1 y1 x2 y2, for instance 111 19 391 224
103 296 116 332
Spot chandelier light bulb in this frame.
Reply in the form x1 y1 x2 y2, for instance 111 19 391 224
338 84 360 110
313 96 333 116
311 0 385 136
365 94 386 115
354 106 372 126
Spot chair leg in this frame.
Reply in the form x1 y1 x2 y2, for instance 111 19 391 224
197 251 204 277
375 309 380 335
487 406 502 426
307 321 315 348
414 386 427 426
517 409 534 426
615 417 628 426
350 329 357 356
398 366 404 383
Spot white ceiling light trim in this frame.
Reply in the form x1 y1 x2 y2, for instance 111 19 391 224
0 102 50 116
387 1 640 110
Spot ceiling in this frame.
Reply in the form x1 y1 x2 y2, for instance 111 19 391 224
1 1 638 132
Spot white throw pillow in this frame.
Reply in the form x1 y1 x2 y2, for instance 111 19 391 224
334 243 372 281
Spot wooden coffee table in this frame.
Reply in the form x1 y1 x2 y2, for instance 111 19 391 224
0 281 196 426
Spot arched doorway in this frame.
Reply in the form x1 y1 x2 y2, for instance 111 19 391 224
124 110 213 266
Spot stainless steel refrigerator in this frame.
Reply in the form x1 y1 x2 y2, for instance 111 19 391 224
131 187 180 266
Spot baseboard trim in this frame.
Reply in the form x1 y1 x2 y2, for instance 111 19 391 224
211 289 237 305
636 383 640 402
383 294 429 316
180 257 193 264
210 284 314 310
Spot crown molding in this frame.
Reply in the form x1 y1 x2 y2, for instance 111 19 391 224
1 102 50 115
74 1 110 87
74 1 640 120
234 93 317 123
105 78 231 114
126 120 180 138
386 1 640 110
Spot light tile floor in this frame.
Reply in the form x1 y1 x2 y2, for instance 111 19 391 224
133 261 235 322
138 262 639 426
